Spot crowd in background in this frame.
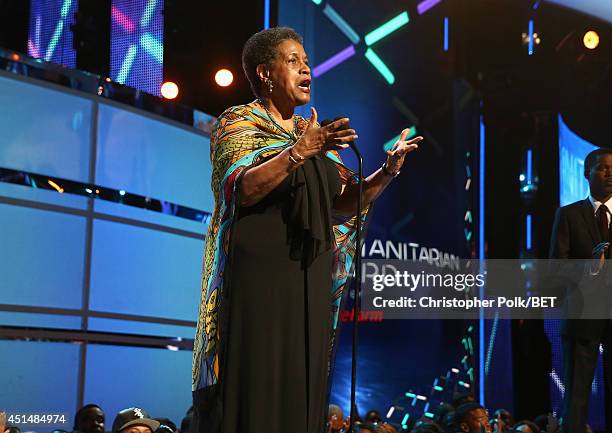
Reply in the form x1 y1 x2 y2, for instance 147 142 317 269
0 407 189 433
328 393 576 433
0 395 590 433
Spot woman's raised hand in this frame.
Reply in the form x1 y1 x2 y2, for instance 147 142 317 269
384 127 423 175
293 107 358 159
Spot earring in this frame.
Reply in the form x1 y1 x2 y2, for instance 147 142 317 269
266 78 273 93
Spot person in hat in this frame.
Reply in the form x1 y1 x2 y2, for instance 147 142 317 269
111 408 160 433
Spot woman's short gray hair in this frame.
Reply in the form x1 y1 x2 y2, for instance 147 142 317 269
242 27 303 97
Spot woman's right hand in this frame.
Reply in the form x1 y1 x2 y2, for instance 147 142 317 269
292 107 358 159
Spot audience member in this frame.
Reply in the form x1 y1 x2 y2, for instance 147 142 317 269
111 408 160 433
365 410 383 425
440 410 456 432
410 421 444 433
153 418 177 433
453 403 492 433
73 404 105 433
452 393 476 409
357 423 377 433
376 423 398 433
180 407 193 433
513 420 540 433
327 405 349 433
533 414 559 433
432 403 454 426
180 416 191 433
491 409 513 432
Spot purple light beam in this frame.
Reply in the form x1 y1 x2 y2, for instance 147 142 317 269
312 45 356 77
417 0 442 15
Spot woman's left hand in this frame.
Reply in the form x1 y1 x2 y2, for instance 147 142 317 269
384 128 423 175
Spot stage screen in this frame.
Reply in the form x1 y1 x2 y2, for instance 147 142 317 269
545 0 612 24
559 114 597 206
110 0 164 96
28 0 79 67
0 74 92 183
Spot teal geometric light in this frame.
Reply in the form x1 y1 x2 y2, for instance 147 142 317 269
382 127 417 151
364 11 410 46
364 48 395 84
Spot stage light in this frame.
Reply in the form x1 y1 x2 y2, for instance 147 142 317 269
583 30 600 49
161 81 179 99
417 0 441 15
528 20 534 55
386 407 395 418
522 29 541 54
365 11 409 46
526 214 532 250
47 180 64 193
526 149 533 183
215 69 234 87
313 45 356 77
364 48 395 84
323 4 360 44
463 210 472 224
264 0 270 29
444 17 449 51
383 127 417 152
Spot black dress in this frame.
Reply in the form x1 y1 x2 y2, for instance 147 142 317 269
220 155 341 433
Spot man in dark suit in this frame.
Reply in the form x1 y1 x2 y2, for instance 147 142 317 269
550 147 612 432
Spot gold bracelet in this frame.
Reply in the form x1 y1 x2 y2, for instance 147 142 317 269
288 146 305 164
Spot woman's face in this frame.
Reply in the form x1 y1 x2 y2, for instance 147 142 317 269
266 39 311 106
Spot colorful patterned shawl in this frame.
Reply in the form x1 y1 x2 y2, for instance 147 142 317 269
192 101 367 392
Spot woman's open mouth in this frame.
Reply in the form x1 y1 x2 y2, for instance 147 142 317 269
298 79 311 93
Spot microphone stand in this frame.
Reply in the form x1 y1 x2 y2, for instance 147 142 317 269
347 141 363 433
321 118 363 431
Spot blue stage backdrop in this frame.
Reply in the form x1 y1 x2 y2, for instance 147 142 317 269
110 0 164 96
279 0 481 425
28 0 79 67
0 69 211 428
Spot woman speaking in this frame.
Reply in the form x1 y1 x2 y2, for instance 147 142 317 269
191 27 423 433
